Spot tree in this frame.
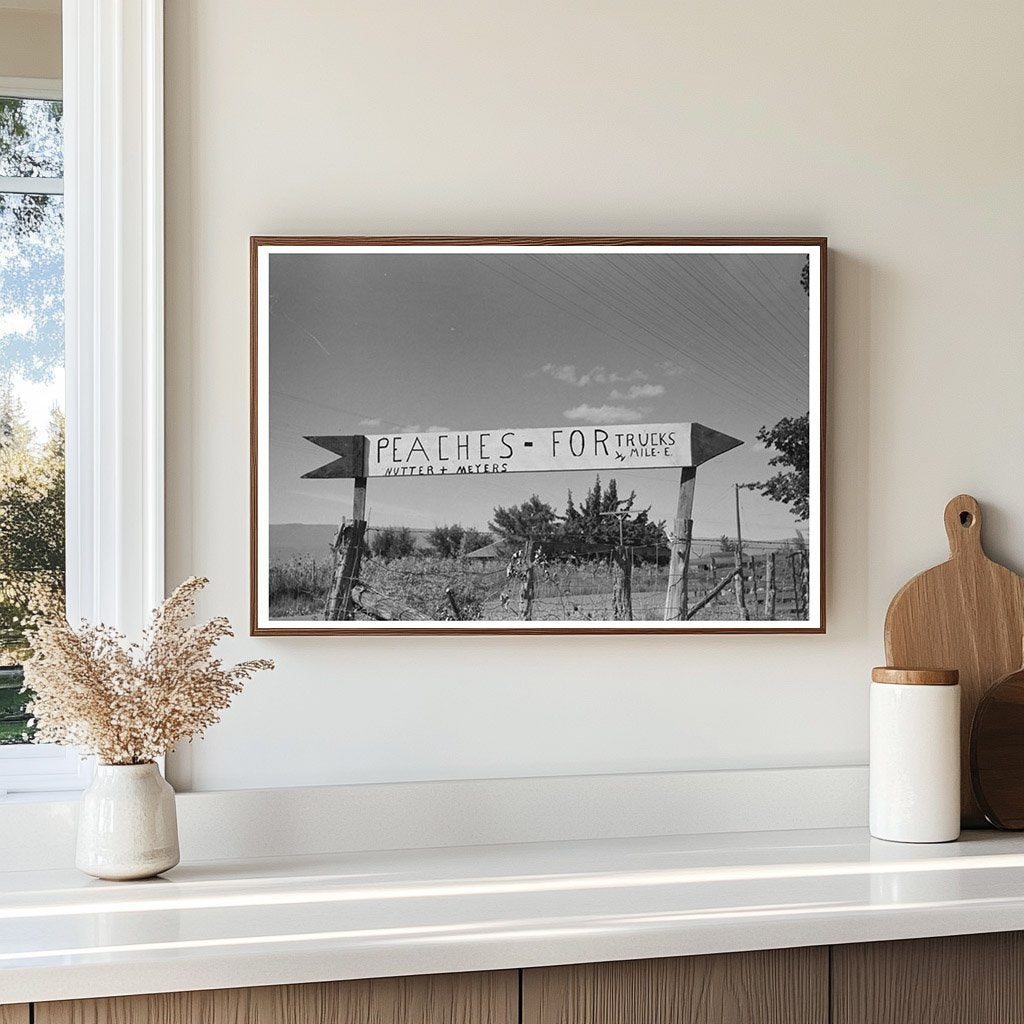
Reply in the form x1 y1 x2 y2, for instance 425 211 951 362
428 524 492 558
489 495 560 543
718 534 737 553
562 476 667 551
0 395 65 662
744 413 810 522
427 523 464 558
370 525 416 560
461 528 491 555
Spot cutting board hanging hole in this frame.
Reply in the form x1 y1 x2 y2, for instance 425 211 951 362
944 494 983 556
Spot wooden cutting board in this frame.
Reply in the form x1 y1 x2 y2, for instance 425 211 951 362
884 494 1024 826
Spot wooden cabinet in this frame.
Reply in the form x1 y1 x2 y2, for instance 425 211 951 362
832 932 1024 1024
14 933 1024 1024
34 971 517 1024
522 948 828 1024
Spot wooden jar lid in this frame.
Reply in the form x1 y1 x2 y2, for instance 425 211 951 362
871 667 960 686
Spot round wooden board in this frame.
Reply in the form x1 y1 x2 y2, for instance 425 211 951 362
971 664 1024 829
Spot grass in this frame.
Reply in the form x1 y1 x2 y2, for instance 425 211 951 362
0 667 32 745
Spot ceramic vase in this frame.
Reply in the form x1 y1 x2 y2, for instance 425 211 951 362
76 762 180 880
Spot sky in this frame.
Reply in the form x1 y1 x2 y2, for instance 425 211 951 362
1 98 65 441
267 249 814 542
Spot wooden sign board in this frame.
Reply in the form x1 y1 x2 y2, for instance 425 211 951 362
303 422 742 480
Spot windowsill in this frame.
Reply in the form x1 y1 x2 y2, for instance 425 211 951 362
0 789 84 804
0 744 95 798
4 826 1024 1005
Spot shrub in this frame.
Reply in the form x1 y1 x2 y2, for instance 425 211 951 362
371 526 417 560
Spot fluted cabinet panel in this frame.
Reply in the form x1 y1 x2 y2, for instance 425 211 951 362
832 933 1024 1024
35 972 518 1024
523 948 828 1024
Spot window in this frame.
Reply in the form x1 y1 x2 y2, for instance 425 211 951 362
0 5 166 798
0 80 82 795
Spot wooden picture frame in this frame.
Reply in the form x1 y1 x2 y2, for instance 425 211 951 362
251 236 826 635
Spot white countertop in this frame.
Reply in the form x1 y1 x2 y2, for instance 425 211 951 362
4 826 1024 1004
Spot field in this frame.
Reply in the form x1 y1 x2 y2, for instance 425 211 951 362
268 541 809 623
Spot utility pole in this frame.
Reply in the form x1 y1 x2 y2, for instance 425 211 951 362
733 483 749 620
601 509 633 621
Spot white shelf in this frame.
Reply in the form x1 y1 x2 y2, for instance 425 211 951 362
5 826 1024 1004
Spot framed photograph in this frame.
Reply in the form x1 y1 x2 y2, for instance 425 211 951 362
251 236 826 635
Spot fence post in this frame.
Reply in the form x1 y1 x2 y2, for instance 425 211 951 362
519 539 536 620
765 551 776 619
789 551 805 618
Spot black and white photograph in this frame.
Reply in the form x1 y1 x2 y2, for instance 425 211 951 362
251 238 825 634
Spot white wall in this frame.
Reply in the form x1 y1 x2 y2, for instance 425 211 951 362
164 1 1024 791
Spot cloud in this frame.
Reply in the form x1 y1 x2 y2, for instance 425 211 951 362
359 417 382 427
538 364 648 387
563 403 650 423
609 383 665 400
540 364 584 385
660 361 689 377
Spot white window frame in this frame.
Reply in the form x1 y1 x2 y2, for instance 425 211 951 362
0 0 164 797
0 74 83 795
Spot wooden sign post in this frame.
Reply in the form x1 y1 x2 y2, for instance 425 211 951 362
302 421 742 622
322 476 366 620
663 466 697 621
306 436 368 620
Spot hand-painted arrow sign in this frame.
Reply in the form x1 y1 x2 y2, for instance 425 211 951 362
302 422 742 480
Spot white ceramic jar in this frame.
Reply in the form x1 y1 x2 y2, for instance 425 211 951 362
76 762 180 880
870 667 960 843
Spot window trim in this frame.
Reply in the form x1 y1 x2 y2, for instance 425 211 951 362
0 744 92 796
0 175 63 195
0 76 63 195
63 0 165 636
0 76 62 101
0 0 165 796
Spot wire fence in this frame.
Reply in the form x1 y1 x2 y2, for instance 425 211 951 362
268 535 810 623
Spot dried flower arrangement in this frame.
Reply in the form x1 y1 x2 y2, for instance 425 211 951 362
23 577 273 765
